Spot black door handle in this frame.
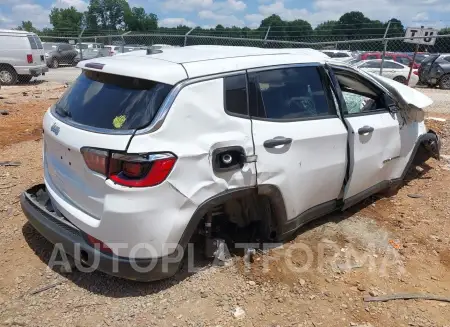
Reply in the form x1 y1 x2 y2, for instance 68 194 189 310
358 126 374 135
263 137 293 148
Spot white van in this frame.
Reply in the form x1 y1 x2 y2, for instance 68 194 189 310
0 29 48 85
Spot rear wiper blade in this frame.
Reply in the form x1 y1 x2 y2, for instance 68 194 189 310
55 105 72 118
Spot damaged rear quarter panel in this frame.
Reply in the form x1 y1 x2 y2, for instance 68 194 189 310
126 78 257 246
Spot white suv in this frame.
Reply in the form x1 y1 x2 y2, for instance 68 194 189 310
21 46 440 281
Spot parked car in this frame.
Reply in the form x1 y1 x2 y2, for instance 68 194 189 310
73 48 110 63
360 52 420 69
418 54 450 89
43 42 78 68
353 59 419 86
20 46 440 281
74 43 104 53
0 29 48 85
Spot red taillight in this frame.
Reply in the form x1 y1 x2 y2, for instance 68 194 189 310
413 70 418 75
86 234 112 253
27 54 33 63
109 155 176 187
81 148 108 175
80 148 177 188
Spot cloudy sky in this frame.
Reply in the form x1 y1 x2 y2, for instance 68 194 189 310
0 0 449 30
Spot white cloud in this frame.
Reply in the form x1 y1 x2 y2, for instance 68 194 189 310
226 0 246 11
259 0 308 20
162 0 214 12
161 0 246 14
198 10 244 27
159 17 197 27
413 12 429 22
10 3 50 28
52 0 88 12
245 13 264 23
0 10 13 28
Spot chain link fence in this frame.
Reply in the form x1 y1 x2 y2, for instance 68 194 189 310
39 29 450 49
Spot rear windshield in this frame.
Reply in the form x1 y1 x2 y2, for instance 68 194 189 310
54 71 173 130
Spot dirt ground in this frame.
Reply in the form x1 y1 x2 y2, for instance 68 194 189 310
0 82 450 327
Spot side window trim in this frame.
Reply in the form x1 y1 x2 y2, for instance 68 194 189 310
317 65 339 116
247 64 339 123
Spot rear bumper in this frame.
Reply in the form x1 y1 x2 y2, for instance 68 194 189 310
29 66 48 77
20 184 182 282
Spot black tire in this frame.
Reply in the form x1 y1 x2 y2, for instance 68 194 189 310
439 74 450 90
51 58 59 69
0 65 18 85
393 76 407 84
18 75 33 83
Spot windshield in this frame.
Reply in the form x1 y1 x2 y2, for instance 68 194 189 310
54 70 173 130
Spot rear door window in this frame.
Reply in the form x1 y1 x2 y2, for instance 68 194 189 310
27 36 43 49
54 71 173 130
248 66 336 120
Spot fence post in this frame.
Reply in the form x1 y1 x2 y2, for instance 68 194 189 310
380 20 391 76
264 25 271 46
78 27 86 61
184 27 195 47
121 31 131 53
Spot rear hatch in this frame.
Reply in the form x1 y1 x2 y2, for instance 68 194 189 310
44 67 181 219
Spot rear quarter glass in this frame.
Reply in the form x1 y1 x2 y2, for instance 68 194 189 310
53 70 173 130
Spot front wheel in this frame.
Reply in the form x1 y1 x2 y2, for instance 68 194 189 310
439 74 450 90
393 76 407 84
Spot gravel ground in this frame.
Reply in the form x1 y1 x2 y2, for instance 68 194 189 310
418 87 450 114
0 82 450 327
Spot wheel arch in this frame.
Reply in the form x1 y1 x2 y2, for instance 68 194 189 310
399 129 440 180
177 184 289 250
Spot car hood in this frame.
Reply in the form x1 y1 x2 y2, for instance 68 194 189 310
367 72 432 122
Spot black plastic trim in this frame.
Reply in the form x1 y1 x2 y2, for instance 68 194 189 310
398 130 441 181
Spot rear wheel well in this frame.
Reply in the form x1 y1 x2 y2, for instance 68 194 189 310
195 188 283 247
